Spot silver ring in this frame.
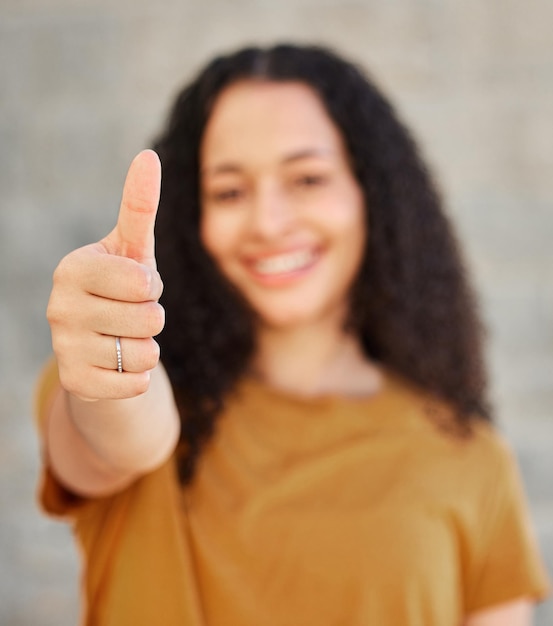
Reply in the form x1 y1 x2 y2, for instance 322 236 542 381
115 336 123 373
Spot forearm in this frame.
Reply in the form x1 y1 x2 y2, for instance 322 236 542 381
46 362 180 497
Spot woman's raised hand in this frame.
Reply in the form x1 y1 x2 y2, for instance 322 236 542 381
47 150 165 402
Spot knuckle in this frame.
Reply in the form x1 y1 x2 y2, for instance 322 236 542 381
48 280 69 323
130 267 154 301
46 296 71 329
52 257 70 285
49 255 91 324
50 332 68 357
125 266 164 303
146 302 165 335
130 372 151 396
52 249 83 286
47 299 74 330
51 332 81 366
143 339 161 369
46 299 59 325
152 271 164 300
58 368 83 396
132 339 159 372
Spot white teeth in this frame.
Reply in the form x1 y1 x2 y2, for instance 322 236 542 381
254 250 315 275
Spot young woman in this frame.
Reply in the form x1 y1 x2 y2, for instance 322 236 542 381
38 44 549 625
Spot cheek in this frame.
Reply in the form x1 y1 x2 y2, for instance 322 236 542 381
200 211 237 261
341 216 367 277
330 192 368 273
324 187 367 246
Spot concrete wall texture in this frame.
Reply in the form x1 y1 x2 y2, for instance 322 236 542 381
1 1 551 624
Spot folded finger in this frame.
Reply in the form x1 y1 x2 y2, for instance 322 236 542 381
93 335 161 374
86 250 163 302
80 297 165 338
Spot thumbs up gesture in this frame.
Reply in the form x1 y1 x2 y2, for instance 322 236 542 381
47 151 166 401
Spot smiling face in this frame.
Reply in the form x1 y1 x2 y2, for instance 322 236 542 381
200 80 367 331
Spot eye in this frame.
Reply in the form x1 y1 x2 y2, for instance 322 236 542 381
208 188 245 204
294 174 328 188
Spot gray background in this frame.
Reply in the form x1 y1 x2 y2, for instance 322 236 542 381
1 0 551 624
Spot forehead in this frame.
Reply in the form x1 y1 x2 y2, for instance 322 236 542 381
201 80 346 167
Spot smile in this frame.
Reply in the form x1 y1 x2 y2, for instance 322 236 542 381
252 249 318 276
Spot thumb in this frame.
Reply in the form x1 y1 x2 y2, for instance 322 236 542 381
105 149 161 267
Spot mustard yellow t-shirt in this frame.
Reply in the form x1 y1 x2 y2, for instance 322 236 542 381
35 361 549 626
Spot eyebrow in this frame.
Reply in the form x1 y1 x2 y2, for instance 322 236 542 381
282 148 333 163
202 148 333 176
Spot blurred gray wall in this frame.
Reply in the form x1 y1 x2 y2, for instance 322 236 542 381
1 1 551 624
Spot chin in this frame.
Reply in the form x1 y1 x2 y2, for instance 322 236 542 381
254 306 325 330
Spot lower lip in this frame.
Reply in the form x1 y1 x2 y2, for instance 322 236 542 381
246 253 320 287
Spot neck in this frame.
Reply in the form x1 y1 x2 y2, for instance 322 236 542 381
250 316 382 398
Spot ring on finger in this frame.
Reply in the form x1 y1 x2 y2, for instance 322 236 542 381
115 336 123 373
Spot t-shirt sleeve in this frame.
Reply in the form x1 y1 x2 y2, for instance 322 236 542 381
465 433 551 613
33 357 87 518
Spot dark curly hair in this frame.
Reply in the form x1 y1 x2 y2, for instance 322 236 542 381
152 43 491 484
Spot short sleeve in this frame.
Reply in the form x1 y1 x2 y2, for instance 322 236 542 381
466 436 551 612
33 357 87 518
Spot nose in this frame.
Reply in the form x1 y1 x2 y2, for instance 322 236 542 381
248 182 297 240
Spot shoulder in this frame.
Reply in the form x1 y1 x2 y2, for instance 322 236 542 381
386 376 520 493
390 373 509 461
